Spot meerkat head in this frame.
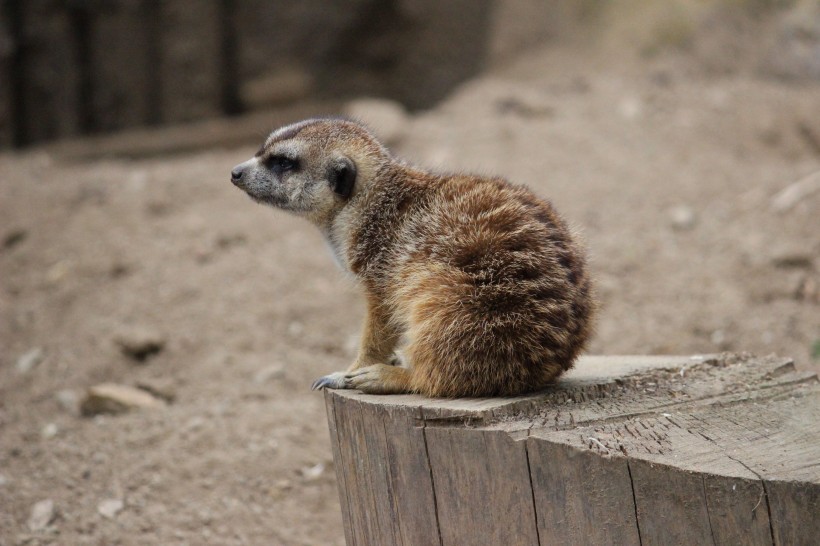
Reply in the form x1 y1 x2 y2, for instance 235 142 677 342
230 118 390 225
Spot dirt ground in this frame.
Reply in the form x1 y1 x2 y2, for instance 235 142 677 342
2 35 819 546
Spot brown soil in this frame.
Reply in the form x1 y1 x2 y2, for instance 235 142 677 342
2 41 819 546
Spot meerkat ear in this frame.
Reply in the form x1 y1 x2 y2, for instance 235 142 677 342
329 157 356 199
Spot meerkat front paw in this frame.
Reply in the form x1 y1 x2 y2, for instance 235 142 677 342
344 364 412 394
311 365 412 394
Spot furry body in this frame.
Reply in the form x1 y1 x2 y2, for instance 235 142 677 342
231 119 594 397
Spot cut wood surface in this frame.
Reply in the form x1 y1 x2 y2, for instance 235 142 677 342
323 353 820 546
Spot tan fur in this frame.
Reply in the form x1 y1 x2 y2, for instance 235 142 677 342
231 118 596 397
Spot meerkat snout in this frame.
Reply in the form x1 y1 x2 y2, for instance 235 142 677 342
230 164 246 185
231 117 596 398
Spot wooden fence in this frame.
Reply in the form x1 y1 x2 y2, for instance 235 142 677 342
0 0 499 148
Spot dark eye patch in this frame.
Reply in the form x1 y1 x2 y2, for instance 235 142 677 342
267 155 298 172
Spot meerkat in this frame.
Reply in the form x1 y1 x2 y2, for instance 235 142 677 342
230 118 595 397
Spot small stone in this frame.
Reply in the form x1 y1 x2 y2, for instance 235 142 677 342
771 171 820 213
771 251 814 270
81 383 166 416
46 260 71 283
41 423 58 439
0 474 8 486
55 389 80 415
97 498 124 519
27 499 56 531
16 348 44 374
2 228 27 249
345 98 409 145
668 205 696 231
115 327 166 362
253 364 285 384
300 462 325 482
135 381 177 403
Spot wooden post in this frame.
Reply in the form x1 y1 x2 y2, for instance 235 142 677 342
323 354 820 546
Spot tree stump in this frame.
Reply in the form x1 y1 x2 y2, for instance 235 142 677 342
323 353 820 546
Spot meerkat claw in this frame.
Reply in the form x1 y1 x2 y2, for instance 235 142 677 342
311 371 348 391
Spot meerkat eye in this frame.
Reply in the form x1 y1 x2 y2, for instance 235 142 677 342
269 156 298 172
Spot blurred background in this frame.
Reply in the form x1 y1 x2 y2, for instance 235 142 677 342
0 0 497 146
1 1 819 544
1 0 815 148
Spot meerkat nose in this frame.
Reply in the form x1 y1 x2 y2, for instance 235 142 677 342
230 166 245 185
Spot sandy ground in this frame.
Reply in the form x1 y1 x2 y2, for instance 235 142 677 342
1 44 819 545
